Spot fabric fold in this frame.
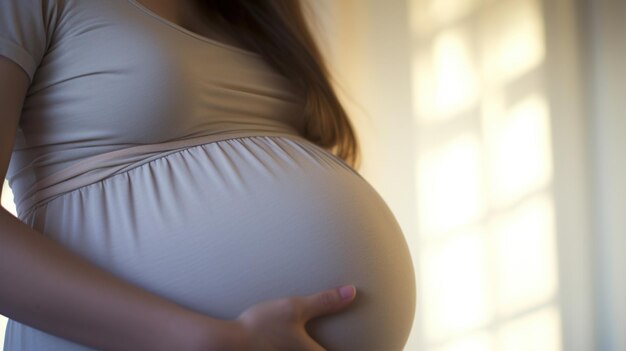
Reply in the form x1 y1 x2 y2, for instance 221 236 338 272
16 131 308 219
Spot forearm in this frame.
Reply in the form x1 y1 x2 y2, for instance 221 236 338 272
0 208 233 350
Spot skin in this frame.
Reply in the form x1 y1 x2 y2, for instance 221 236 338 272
0 1 356 349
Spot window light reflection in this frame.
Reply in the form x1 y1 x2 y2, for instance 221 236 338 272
498 307 562 351
430 0 481 26
434 332 495 351
410 0 559 349
410 0 481 37
484 94 553 206
421 227 492 340
481 0 545 86
417 134 485 235
433 27 480 117
492 194 558 315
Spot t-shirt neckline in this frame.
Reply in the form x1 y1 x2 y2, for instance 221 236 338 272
126 0 260 57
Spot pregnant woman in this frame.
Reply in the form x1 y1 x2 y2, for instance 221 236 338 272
0 0 415 349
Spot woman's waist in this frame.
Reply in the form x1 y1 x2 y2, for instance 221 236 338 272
25 137 385 274
7 130 308 217
12 131 358 220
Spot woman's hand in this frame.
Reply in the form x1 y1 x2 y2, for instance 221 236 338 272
229 285 357 350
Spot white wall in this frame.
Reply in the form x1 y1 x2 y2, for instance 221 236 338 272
585 0 626 350
542 0 594 349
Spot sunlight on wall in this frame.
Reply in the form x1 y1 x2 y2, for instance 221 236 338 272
430 0 482 25
493 194 558 315
498 307 561 351
433 28 480 117
413 26 480 121
433 332 494 351
421 226 491 339
484 94 553 206
480 0 545 86
411 0 561 349
417 134 485 235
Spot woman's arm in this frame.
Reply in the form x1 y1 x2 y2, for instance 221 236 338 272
0 56 232 350
0 55 356 351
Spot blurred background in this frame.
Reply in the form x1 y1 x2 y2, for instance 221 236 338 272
2 0 625 350
302 0 624 350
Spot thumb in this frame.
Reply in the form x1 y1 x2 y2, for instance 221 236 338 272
300 285 357 321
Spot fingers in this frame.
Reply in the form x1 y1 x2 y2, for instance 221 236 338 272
235 286 355 351
300 285 356 321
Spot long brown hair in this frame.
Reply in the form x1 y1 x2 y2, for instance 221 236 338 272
198 0 359 168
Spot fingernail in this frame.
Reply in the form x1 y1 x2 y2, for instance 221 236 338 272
339 285 356 301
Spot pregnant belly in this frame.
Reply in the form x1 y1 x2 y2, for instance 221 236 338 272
22 136 416 350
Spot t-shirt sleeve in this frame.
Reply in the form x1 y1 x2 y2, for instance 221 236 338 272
0 0 61 81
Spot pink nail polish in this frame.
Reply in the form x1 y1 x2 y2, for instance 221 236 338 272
339 285 356 301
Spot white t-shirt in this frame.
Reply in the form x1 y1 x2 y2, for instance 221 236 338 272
1 0 305 215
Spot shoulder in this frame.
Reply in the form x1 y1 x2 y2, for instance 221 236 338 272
0 0 130 81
